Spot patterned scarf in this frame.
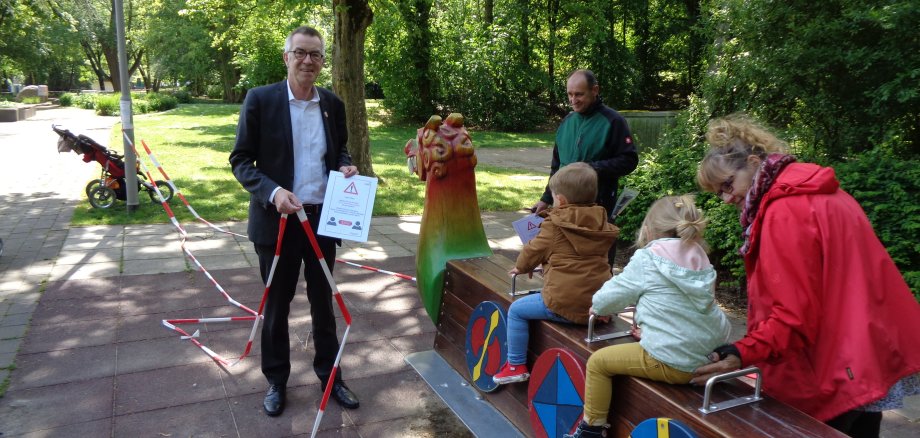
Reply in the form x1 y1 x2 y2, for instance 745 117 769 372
739 154 797 255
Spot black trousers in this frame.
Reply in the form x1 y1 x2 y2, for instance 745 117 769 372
826 410 882 438
254 209 340 388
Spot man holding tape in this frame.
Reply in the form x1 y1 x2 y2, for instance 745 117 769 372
230 25 360 417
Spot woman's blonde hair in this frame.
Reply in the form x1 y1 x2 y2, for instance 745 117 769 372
549 162 598 204
636 194 708 249
697 114 789 193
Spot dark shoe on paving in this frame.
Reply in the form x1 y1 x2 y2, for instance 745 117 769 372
330 382 359 409
563 420 609 438
263 384 286 416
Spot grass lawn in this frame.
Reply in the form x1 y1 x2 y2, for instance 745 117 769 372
71 100 554 225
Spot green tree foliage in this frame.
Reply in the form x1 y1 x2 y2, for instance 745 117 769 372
0 0 86 90
702 0 920 159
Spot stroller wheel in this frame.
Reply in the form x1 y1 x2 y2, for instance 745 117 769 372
85 179 104 198
148 181 174 203
88 185 117 209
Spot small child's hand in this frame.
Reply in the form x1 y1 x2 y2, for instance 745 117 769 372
508 267 519 276
589 307 611 323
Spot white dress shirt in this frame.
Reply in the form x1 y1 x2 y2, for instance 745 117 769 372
269 81 328 204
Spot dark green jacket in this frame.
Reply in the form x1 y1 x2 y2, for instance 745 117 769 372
540 99 638 216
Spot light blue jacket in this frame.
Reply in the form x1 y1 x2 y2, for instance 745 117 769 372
592 238 732 372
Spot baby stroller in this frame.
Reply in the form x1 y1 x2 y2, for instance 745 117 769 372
53 125 174 209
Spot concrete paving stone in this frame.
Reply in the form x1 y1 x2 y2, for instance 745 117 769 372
373 224 417 235
10 344 116 390
364 307 437 339
6 301 38 315
230 384 355 436
115 335 212 375
114 362 224 415
892 394 920 422
116 311 189 343
16 418 113 438
0 301 10 315
193 266 261 287
123 225 176 238
195 285 264 310
24 260 54 276
340 282 422 314
112 398 238 437
193 254 255 271
41 276 121 301
308 426 363 437
343 369 447 426
286 314 386 346
54 248 122 265
20 318 116 354
353 246 414 259
121 257 188 276
385 332 436 358
0 311 32 327
0 378 113 436
122 242 183 260
69 225 124 238
0 366 9 384
0 323 28 340
0 338 20 353
335 339 412 380
48 261 121 281
356 409 473 438
30 294 120 325
120 271 197 294
59 236 122 251
120 290 201 317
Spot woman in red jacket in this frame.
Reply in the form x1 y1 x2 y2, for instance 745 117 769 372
691 114 920 438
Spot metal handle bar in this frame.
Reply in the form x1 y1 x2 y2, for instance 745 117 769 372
699 367 763 414
585 306 636 343
509 267 543 300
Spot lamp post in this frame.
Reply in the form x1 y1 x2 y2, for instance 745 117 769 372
114 0 138 212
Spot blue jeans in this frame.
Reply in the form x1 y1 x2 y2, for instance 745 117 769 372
506 292 572 365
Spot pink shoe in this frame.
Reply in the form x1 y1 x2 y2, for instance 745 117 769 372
493 362 530 384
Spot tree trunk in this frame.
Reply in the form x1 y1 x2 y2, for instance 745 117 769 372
333 0 378 180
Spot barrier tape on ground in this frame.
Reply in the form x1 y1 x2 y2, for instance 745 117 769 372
334 259 417 282
137 138 246 238
122 132 265 367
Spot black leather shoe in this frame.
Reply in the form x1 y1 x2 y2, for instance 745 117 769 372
330 382 359 409
263 384 286 416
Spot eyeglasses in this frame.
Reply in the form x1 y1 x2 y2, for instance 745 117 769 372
717 175 735 197
287 49 324 62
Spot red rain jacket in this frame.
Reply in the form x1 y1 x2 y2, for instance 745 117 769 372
735 162 920 421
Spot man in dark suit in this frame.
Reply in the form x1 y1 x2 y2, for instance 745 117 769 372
230 25 360 417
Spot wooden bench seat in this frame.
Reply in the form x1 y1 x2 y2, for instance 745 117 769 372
433 254 844 437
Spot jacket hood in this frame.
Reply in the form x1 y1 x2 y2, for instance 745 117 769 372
765 163 839 201
548 204 619 256
647 239 717 313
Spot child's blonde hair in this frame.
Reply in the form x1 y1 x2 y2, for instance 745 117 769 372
636 194 708 249
549 162 598 205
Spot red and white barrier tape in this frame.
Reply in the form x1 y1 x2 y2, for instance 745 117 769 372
334 259 416 282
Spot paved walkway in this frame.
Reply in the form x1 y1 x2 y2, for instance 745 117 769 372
0 108 917 437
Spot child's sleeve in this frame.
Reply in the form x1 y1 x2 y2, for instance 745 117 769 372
592 249 646 315
515 220 554 273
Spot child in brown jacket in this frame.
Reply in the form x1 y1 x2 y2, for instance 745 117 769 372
494 162 619 384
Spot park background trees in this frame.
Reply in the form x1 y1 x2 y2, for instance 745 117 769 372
2 0 917 294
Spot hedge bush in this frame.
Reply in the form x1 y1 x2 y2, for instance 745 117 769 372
94 94 119 116
58 93 74 106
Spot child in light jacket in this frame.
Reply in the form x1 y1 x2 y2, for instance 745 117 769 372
565 194 732 438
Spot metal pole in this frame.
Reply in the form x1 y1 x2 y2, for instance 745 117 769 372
114 0 138 211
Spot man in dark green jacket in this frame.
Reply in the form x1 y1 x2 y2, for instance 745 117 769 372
532 69 639 264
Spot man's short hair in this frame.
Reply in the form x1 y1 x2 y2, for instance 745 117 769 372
568 69 598 88
284 26 325 55
549 162 598 204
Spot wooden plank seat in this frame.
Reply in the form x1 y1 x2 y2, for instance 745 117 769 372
434 254 844 437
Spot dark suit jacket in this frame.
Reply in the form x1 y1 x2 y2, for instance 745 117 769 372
230 81 353 246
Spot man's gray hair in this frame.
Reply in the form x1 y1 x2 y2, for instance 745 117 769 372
569 69 598 88
283 26 325 55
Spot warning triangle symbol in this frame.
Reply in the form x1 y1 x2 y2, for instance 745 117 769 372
527 222 538 230
344 182 359 194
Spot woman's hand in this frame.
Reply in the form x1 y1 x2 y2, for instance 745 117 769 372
689 353 742 385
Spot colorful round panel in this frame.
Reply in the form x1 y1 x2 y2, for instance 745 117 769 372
629 418 699 438
527 348 586 438
464 301 508 393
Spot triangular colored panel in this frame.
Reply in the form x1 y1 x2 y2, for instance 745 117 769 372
533 402 557 438
533 359 559 403
555 404 584 436
556 358 584 406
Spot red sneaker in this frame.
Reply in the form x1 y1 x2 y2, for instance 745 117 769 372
493 362 530 384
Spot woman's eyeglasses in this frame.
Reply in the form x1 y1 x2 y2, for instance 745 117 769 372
287 49 324 62
717 175 735 197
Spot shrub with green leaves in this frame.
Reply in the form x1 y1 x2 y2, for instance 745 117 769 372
145 93 178 112
58 93 74 106
74 93 98 110
834 148 919 299
94 94 119 116
170 89 192 104
21 96 41 104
